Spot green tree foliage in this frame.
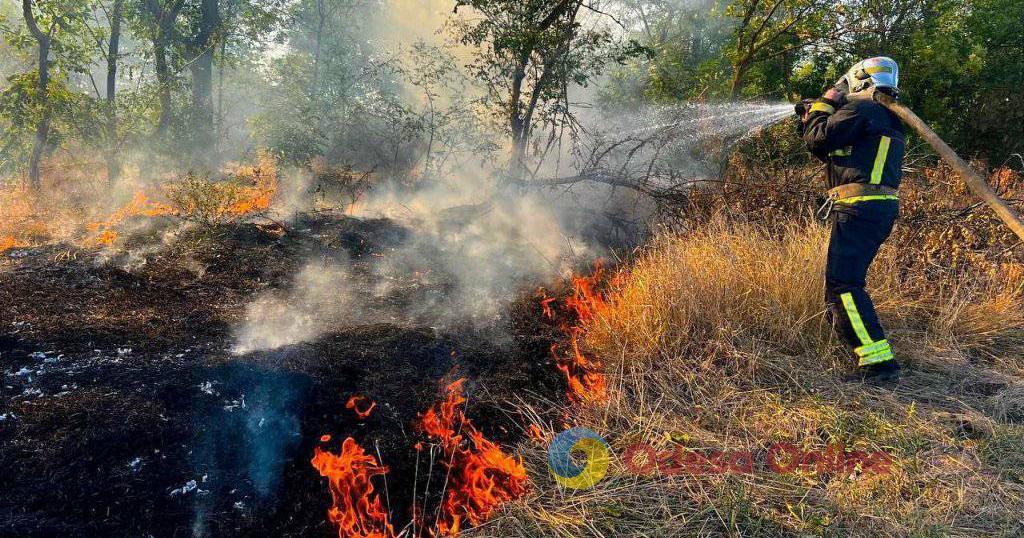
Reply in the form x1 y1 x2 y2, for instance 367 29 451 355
250 0 405 168
723 0 837 98
961 0 1023 160
249 1 487 182
606 0 1023 161
452 0 646 177
1 0 93 185
131 0 285 164
0 0 1017 186
601 0 733 105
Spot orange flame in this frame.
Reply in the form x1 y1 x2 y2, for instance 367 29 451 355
85 154 278 247
564 262 612 324
0 182 49 252
543 262 612 403
312 436 396 538
346 395 377 420
551 336 607 403
87 191 177 246
538 291 556 319
527 424 545 445
420 379 528 536
224 158 277 216
0 235 26 254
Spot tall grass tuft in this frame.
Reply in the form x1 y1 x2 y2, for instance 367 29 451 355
477 217 1024 537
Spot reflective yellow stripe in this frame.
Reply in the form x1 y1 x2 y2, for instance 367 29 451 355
870 136 891 185
810 102 835 115
859 340 894 366
829 146 852 157
840 292 873 347
861 345 892 359
855 340 890 357
834 194 898 205
860 350 894 366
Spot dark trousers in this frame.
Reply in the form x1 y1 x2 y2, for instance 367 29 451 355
825 200 898 366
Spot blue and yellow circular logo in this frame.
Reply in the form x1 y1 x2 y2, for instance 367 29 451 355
547 427 611 489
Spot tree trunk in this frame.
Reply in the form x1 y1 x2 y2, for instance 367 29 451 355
23 0 51 191
145 0 183 137
216 34 226 152
730 60 748 99
504 0 580 181
106 0 123 183
510 132 528 180
190 0 218 162
310 0 325 96
28 37 51 191
153 30 173 135
507 53 529 180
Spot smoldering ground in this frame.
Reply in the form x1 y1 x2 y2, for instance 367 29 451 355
0 205 570 537
231 177 598 354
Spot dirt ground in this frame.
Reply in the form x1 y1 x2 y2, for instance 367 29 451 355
0 212 564 537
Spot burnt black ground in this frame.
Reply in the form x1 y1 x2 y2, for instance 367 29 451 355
0 212 564 537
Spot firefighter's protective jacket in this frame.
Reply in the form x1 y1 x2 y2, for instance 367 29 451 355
802 97 905 191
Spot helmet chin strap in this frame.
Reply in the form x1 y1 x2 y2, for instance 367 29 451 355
847 87 876 101
849 86 900 102
834 75 851 93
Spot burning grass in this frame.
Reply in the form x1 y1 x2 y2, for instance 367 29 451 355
312 436 397 538
479 218 1024 537
89 154 278 246
347 396 378 420
539 265 615 403
0 152 278 251
312 379 529 538
419 379 529 536
0 182 56 252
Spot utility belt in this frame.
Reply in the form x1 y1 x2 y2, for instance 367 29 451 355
818 184 898 220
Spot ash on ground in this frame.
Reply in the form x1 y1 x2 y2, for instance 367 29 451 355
0 211 566 537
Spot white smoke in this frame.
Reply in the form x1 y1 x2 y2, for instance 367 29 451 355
364 183 583 324
232 260 365 354
230 174 592 353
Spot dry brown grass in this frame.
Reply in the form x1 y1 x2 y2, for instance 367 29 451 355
0 152 279 252
474 218 1024 537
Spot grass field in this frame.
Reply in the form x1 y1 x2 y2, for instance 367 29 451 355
478 199 1024 536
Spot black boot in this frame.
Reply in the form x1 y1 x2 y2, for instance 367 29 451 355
845 359 901 384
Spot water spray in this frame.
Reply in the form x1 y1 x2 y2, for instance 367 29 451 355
614 102 793 138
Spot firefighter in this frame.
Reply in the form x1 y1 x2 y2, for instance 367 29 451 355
799 57 904 382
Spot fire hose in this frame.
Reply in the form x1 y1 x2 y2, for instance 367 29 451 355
872 91 1024 242
794 93 1024 242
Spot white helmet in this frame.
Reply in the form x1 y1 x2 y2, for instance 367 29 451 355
837 57 899 94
